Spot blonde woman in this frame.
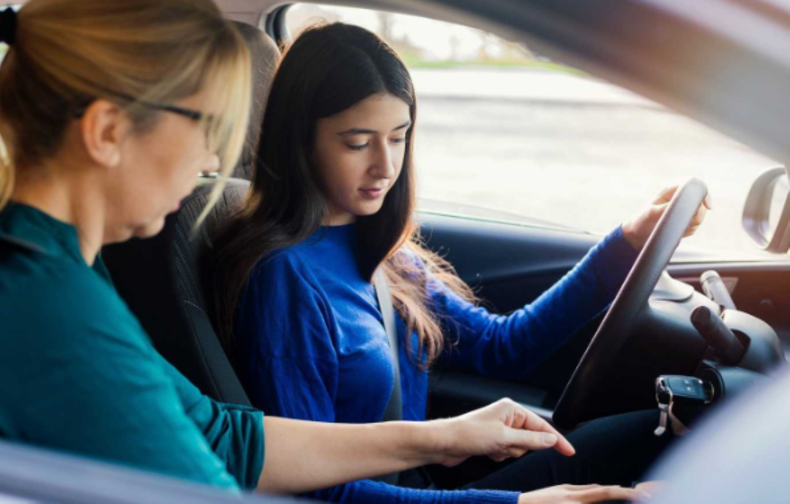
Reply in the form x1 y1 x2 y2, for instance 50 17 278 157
0 0 586 497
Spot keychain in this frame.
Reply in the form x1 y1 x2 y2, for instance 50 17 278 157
654 375 714 437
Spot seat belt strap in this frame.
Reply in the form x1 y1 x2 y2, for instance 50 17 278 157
374 268 403 422
372 268 403 486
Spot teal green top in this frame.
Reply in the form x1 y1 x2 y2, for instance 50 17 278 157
0 202 264 491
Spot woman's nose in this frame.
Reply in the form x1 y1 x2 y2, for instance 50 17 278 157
370 140 395 179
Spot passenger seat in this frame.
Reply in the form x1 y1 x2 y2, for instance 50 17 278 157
102 21 279 404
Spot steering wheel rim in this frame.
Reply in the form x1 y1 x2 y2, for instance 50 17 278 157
553 178 708 430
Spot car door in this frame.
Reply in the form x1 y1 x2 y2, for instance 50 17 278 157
420 212 790 422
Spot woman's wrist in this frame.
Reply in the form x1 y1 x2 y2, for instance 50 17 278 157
394 420 448 467
620 221 646 251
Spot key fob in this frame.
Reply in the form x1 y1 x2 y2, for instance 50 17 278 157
654 375 714 436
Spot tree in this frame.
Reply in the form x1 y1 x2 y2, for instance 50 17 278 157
378 12 394 43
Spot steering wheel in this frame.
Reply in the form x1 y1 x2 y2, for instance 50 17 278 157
553 178 708 430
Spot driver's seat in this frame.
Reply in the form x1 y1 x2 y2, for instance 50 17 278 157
102 21 277 404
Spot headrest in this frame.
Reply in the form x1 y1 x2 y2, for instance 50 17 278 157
230 21 281 180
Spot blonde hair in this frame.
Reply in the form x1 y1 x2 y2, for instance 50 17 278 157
0 0 251 218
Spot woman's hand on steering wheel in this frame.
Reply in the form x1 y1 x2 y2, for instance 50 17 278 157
622 185 713 251
433 398 575 467
517 484 652 503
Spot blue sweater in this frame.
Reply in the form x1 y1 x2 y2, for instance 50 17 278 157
235 224 638 503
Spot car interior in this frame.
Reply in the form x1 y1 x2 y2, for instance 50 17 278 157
0 438 282 504
5 0 790 501
98 0 790 492
102 22 282 408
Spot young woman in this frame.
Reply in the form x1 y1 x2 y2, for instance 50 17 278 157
0 2 589 497
215 23 710 503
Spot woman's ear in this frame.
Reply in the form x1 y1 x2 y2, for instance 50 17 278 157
78 100 131 169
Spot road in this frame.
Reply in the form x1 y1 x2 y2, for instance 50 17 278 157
410 67 780 256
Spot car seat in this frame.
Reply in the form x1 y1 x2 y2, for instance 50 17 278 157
102 21 279 404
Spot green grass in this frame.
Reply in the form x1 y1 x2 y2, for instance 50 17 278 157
400 56 584 74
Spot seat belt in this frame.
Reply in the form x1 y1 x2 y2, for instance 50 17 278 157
372 268 402 485
373 268 403 422
372 269 435 489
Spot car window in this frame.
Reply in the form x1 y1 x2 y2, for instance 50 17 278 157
0 6 16 64
300 6 778 258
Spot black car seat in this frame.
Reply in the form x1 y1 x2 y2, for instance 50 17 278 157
102 21 279 404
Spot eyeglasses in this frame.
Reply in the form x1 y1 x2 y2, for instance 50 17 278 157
73 93 217 150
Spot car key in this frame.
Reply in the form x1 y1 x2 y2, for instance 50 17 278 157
654 401 670 436
654 375 714 436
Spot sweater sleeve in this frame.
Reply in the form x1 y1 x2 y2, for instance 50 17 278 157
436 226 639 381
309 479 520 504
98 256 266 489
235 252 520 504
162 359 265 490
7 270 247 491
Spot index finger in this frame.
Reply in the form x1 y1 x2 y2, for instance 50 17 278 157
582 486 650 502
517 409 576 456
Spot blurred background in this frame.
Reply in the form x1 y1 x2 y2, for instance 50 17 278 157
287 4 782 259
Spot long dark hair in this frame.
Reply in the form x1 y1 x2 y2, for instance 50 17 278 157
214 22 474 367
